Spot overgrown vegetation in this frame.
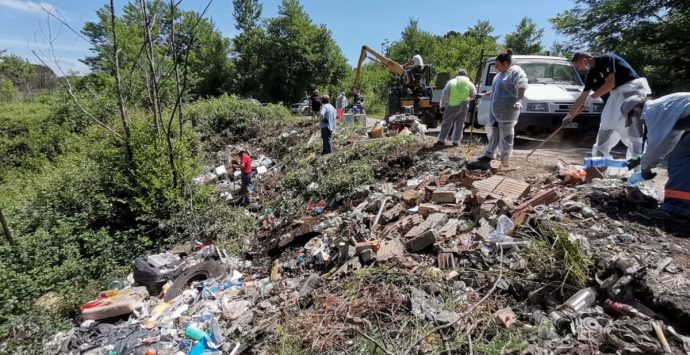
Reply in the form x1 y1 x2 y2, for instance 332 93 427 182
522 220 593 294
185 94 292 153
0 93 285 351
270 125 416 217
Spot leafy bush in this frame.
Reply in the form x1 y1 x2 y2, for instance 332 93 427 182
272 128 415 216
0 95 289 350
186 94 291 152
0 101 72 179
0 79 15 102
167 192 258 256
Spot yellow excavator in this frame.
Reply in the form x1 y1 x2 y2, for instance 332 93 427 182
352 45 442 127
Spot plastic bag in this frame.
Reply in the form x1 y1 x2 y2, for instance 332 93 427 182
486 215 514 242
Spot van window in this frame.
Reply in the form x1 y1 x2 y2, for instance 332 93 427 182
485 63 497 86
517 62 582 85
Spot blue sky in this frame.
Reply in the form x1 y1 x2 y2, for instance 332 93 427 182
0 0 575 74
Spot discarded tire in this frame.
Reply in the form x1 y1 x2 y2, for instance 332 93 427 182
164 260 225 301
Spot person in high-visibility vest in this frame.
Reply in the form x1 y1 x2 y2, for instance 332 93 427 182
434 69 477 148
623 93 690 221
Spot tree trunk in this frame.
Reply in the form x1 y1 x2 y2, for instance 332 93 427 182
110 0 133 163
139 0 162 134
0 208 15 246
169 0 184 139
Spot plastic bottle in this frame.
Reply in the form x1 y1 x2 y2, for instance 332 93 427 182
185 326 209 341
107 279 126 290
549 287 597 329
486 215 515 243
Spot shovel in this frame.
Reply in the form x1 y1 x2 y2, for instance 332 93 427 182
525 125 564 160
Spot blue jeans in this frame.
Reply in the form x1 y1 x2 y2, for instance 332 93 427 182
240 172 252 205
321 127 332 155
661 132 690 217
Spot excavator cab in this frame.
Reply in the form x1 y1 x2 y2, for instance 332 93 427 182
352 45 442 127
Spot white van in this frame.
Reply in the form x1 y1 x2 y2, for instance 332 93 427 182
476 55 603 134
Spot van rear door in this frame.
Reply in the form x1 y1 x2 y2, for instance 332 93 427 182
476 59 496 125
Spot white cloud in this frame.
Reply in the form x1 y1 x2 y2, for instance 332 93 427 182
0 0 58 15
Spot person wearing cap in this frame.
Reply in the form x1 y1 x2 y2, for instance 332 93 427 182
319 95 337 155
236 150 253 206
622 93 690 221
435 69 477 148
564 52 651 160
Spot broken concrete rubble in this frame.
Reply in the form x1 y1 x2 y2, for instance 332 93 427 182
431 190 456 203
405 229 437 252
472 175 531 200
52 138 690 355
402 189 419 205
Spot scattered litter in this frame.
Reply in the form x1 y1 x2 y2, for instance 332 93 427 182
54 139 690 354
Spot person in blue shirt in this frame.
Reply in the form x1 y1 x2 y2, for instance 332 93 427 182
319 95 337 155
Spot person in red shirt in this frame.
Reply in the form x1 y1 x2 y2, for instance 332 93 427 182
236 150 252 205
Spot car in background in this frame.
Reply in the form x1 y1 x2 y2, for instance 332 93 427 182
290 97 311 115
247 98 267 107
476 55 603 135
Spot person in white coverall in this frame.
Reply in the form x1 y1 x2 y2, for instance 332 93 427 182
622 93 690 221
564 52 652 160
434 69 477 147
477 49 528 168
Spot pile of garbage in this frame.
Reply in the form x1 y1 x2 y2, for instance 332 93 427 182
49 243 262 354
192 144 278 203
369 113 428 138
48 143 690 354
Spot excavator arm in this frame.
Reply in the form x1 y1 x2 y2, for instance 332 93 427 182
352 45 409 93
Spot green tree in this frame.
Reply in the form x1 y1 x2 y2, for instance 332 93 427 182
551 0 690 93
0 53 37 94
385 19 499 78
232 0 262 31
232 0 348 103
0 79 15 102
231 0 266 97
81 1 233 101
504 17 544 55
386 19 441 65
465 20 498 45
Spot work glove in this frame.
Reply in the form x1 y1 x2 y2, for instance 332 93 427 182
641 168 657 180
513 100 523 111
584 95 594 110
562 114 575 127
626 156 641 170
